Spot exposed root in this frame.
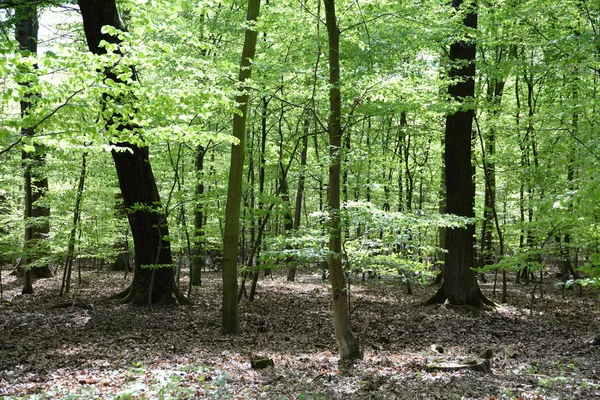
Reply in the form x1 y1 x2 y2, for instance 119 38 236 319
107 284 191 306
108 286 132 301
423 286 496 310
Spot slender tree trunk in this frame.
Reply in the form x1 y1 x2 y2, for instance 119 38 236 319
480 68 506 296
514 69 527 284
402 113 413 213
287 117 309 281
22 158 33 294
78 0 187 306
323 0 361 364
433 135 446 285
60 152 87 296
191 144 207 287
222 0 261 334
342 128 351 241
427 0 492 307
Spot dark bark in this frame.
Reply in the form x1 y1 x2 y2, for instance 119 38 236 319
15 2 52 287
78 0 187 306
191 144 207 287
427 0 492 307
323 0 361 364
60 152 87 297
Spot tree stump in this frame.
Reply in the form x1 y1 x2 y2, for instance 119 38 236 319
250 355 274 370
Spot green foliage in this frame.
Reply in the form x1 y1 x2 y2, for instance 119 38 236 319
0 0 598 299
261 201 469 283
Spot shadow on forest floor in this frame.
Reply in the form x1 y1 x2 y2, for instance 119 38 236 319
0 268 599 399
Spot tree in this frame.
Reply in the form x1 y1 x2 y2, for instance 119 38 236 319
15 1 52 291
323 0 361 363
77 0 187 305
427 0 493 307
222 0 262 334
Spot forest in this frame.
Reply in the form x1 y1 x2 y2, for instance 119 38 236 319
0 0 599 398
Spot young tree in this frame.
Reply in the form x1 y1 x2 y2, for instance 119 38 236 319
323 0 361 363
427 0 493 307
77 0 187 305
222 0 262 334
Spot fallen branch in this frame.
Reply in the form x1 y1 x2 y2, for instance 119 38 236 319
48 299 92 310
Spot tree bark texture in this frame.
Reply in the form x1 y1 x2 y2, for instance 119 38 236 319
192 145 207 287
323 0 361 363
427 0 492 307
222 0 261 334
78 0 186 305
15 2 52 286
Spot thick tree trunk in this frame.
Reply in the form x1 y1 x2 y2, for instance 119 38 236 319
15 2 52 288
78 0 187 306
222 0 261 334
427 0 492 307
323 0 361 364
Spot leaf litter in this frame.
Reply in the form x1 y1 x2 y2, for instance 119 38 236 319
0 269 599 399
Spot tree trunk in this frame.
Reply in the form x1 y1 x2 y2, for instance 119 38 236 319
15 2 52 288
480 65 506 295
60 152 87 297
434 135 446 285
78 0 187 306
287 117 309 281
323 0 361 364
222 0 261 334
427 0 492 307
191 144 207 287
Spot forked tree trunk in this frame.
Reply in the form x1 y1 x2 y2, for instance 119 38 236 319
323 0 361 364
60 152 87 297
78 0 187 306
222 0 261 334
426 0 493 307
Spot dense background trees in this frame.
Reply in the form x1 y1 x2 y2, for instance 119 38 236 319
1 0 599 358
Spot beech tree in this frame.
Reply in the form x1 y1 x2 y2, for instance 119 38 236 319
78 0 187 305
1 0 599 316
323 0 361 363
427 0 493 307
222 0 261 334
15 1 52 291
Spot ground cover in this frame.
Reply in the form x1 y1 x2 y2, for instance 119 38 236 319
0 269 599 399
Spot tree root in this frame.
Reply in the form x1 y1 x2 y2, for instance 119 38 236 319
107 284 191 306
423 286 496 309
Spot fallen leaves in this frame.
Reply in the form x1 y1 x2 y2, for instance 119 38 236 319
0 269 599 399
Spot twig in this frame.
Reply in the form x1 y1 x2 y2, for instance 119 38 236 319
359 316 371 358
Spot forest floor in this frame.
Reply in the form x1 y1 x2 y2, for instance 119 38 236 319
0 268 599 399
